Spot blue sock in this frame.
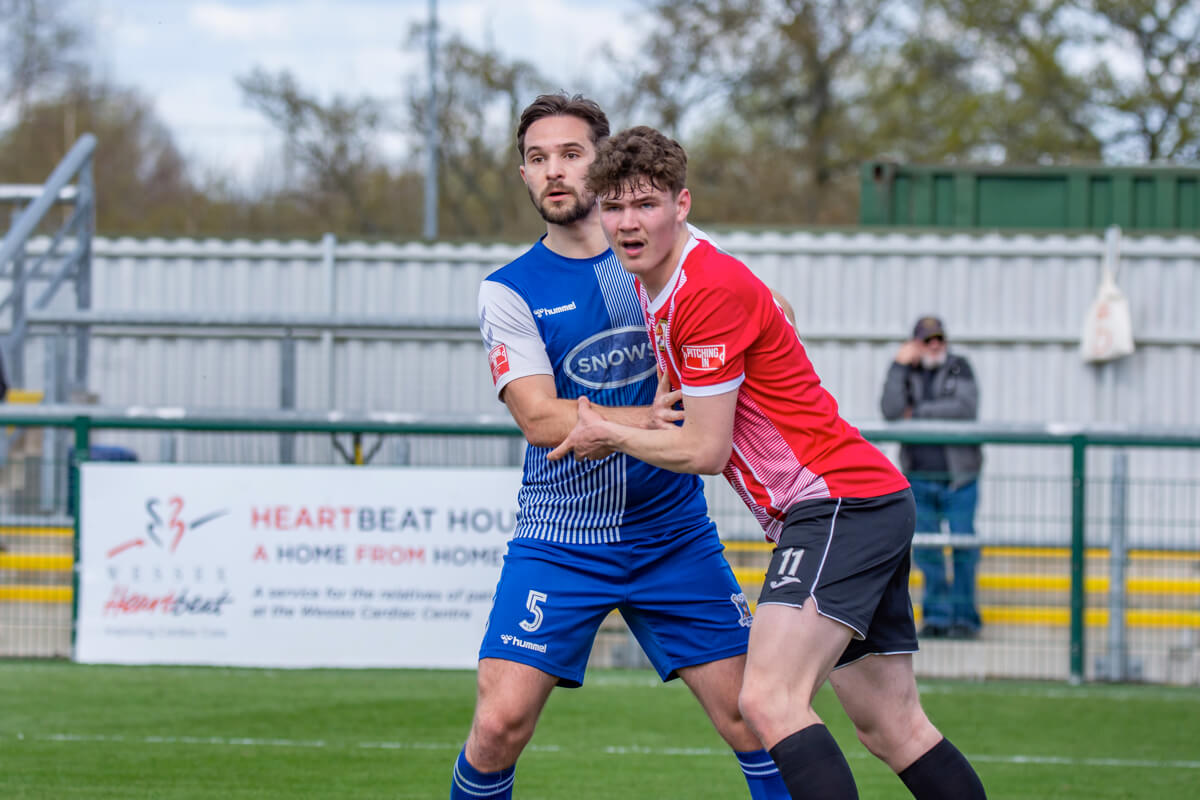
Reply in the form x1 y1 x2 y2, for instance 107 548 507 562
450 748 516 799
736 748 793 799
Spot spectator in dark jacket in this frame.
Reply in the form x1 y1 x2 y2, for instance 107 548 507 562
881 316 983 640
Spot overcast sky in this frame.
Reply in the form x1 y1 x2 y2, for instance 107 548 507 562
80 0 643 183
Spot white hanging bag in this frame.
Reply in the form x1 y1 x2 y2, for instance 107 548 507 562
1080 226 1135 363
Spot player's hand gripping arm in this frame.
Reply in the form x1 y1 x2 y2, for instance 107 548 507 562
502 374 684 449
547 387 736 475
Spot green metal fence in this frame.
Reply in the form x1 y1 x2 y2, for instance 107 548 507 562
0 406 1197 685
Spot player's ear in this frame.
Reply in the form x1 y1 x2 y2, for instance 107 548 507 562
675 188 691 222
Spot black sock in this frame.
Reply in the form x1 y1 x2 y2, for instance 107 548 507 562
768 723 859 799
898 737 987 799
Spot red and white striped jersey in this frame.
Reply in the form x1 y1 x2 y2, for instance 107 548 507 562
639 238 909 542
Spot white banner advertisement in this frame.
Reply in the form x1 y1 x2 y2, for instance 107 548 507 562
75 464 521 668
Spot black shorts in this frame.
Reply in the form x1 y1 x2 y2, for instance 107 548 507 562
757 489 919 668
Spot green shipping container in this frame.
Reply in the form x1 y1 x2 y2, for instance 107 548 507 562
860 162 1200 231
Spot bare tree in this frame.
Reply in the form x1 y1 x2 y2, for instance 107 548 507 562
616 0 896 223
0 0 87 115
404 27 553 239
238 67 386 234
0 80 210 235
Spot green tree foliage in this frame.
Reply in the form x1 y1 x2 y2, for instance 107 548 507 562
617 0 894 225
864 0 1197 162
2 0 1196 237
1084 0 1200 161
867 0 1103 163
854 35 996 164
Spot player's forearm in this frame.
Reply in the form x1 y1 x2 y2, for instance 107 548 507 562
517 398 651 447
595 404 657 429
603 420 730 475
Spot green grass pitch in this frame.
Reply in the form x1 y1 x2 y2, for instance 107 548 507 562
1 662 1198 798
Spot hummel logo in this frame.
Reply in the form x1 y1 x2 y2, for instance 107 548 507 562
769 576 804 590
532 301 577 318
497 633 548 653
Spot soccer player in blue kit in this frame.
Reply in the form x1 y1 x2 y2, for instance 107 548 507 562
449 94 790 799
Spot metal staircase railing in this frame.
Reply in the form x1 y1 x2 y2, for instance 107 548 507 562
0 133 97 394
0 133 97 494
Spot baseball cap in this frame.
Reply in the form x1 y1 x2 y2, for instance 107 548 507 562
912 316 945 340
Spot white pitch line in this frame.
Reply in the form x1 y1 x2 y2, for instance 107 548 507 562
968 753 1200 770
14 733 1200 770
577 673 1200 704
915 683 1200 704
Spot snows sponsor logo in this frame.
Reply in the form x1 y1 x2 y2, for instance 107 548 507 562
683 344 726 371
488 343 511 384
564 326 657 390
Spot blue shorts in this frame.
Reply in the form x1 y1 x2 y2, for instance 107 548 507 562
479 520 752 687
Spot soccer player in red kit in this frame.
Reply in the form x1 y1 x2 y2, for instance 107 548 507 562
549 126 987 800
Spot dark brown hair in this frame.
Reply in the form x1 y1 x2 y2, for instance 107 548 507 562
515 93 610 159
586 125 687 199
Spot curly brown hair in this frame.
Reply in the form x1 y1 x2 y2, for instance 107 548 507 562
586 125 687 199
516 93 610 159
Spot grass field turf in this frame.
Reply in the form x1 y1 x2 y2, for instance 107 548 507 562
1 662 1198 799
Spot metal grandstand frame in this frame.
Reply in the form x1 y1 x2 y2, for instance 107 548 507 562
0 133 96 394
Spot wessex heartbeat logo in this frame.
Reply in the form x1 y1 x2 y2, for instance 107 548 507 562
100 496 234 618
103 584 233 617
107 497 230 559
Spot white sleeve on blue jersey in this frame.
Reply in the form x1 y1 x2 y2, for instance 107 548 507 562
478 279 554 398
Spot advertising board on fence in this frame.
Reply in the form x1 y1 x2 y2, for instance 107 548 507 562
75 464 521 668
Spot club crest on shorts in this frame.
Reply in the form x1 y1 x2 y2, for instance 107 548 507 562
730 592 753 628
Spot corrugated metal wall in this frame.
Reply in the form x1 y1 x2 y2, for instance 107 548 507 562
44 230 1197 423
82 237 511 415
12 229 1200 545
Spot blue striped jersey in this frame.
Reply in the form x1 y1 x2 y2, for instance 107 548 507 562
478 237 710 543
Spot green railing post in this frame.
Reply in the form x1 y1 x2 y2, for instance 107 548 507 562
1069 434 1087 684
69 414 91 654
